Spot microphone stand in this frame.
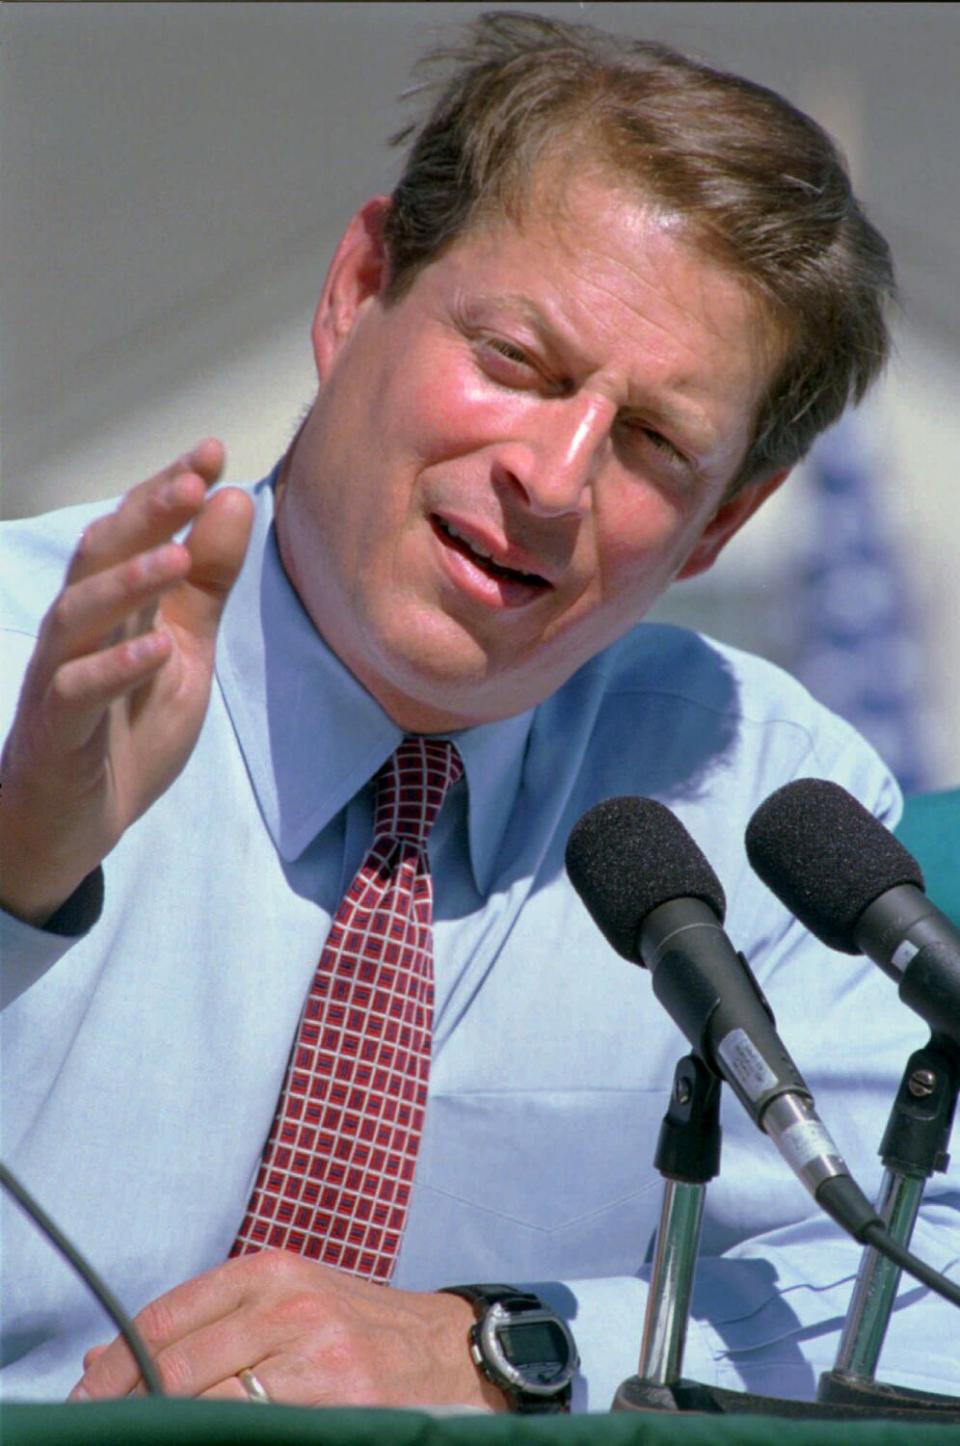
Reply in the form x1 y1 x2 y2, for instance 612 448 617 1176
614 1049 733 1413
613 1044 960 1422
628 1053 722 1400
818 1031 960 1414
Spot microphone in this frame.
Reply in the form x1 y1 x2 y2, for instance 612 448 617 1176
745 779 960 1047
565 796 881 1240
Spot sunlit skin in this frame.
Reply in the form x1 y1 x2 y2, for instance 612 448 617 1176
276 168 789 734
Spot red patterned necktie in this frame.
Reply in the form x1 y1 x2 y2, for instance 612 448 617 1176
231 736 463 1282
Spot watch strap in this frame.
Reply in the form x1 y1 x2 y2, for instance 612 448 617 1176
442 1282 543 1313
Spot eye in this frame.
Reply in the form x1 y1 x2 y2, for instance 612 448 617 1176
643 428 682 459
487 339 532 366
474 335 543 387
617 416 686 467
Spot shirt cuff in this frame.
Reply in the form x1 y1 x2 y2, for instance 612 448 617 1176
0 868 103 1009
41 867 104 936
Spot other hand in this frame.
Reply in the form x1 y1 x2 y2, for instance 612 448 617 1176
68 1250 506 1411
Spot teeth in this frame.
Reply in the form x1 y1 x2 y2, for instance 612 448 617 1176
445 522 495 563
441 520 543 583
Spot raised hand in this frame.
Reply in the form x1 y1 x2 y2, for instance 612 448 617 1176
1 441 253 926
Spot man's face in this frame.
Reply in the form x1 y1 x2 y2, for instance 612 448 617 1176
277 171 784 732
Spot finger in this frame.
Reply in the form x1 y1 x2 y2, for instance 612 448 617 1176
42 631 174 752
39 543 192 672
74 1256 258 1399
67 440 225 586
162 487 254 644
199 1360 289 1405
82 1344 109 1372
198 1376 250 1403
156 1313 278 1399
199 1346 388 1408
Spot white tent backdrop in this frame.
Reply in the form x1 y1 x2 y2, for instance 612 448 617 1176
3 3 958 785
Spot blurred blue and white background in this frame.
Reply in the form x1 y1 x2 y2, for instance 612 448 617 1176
3 2 957 789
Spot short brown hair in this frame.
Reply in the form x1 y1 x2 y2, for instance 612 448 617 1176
384 10 894 491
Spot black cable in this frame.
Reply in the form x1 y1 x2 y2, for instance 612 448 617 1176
864 1221 960 1310
0 1159 165 1396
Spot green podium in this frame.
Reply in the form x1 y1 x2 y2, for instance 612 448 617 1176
4 1402 960 1446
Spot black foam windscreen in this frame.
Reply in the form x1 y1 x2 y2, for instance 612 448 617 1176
565 796 726 962
745 778 925 954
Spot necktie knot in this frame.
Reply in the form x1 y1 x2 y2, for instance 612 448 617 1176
373 737 463 846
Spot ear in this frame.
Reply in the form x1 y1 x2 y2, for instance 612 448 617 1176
674 468 791 581
311 196 392 380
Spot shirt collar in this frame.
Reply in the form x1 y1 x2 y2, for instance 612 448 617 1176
216 476 534 893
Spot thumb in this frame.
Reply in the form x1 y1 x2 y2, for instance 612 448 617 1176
168 487 255 640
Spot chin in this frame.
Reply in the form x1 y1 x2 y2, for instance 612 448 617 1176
384 648 555 732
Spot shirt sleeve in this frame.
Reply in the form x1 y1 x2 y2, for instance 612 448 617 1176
0 870 103 1009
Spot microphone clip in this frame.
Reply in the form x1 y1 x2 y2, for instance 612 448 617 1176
655 1052 723 1185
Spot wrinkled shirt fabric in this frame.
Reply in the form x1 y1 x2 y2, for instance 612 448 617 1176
2 477 958 1408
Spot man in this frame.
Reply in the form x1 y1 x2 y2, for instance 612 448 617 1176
2 11 957 1413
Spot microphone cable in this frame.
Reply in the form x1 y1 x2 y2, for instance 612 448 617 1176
859 1220 960 1309
0 1158 165 1396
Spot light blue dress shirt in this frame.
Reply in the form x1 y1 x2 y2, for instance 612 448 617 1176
2 477 959 1408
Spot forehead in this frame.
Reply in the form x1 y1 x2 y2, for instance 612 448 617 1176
426 170 778 468
457 161 771 339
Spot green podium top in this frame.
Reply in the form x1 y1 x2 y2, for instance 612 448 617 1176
4 1402 960 1446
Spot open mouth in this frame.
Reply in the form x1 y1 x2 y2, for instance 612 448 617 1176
432 516 550 591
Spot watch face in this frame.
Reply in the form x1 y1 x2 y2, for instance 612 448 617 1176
497 1319 572 1379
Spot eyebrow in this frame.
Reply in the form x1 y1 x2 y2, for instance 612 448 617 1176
458 292 723 462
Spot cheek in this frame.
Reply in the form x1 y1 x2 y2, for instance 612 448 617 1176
384 348 528 465
595 487 689 579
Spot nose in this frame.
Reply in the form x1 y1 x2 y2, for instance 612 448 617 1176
493 394 613 518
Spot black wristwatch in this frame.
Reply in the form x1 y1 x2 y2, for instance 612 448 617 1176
441 1283 578 1413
